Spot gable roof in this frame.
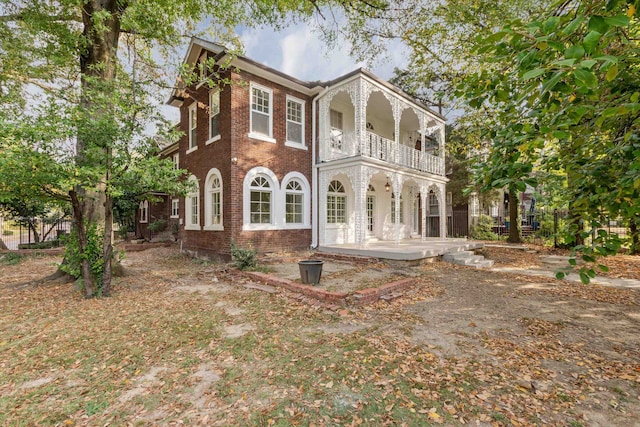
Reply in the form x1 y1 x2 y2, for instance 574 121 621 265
167 37 445 121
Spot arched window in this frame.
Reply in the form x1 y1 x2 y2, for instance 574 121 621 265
391 193 404 224
327 180 346 224
285 179 304 224
185 176 200 230
139 201 148 223
204 169 223 230
250 176 272 224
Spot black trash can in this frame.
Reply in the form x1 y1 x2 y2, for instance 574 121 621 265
298 260 324 285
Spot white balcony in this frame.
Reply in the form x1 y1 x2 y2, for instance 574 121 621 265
326 131 445 176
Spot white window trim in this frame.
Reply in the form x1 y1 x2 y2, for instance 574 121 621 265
139 201 148 223
171 199 179 219
248 82 274 143
184 175 201 231
327 180 348 226
285 95 306 149
172 152 179 169
203 168 224 231
205 134 221 145
188 103 197 153
207 90 220 144
243 167 278 231
281 172 311 229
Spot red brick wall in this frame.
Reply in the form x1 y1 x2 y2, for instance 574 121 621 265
173 67 314 259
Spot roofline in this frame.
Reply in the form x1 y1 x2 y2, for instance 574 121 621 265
167 38 443 121
320 68 446 121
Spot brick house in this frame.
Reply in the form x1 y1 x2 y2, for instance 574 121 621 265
141 37 448 260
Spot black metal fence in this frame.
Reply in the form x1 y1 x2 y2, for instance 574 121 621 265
0 216 72 250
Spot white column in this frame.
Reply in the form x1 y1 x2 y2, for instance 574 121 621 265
353 167 367 246
393 178 401 244
421 185 428 240
439 184 447 238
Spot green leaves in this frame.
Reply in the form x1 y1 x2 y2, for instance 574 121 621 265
564 45 585 59
573 68 598 89
522 68 546 80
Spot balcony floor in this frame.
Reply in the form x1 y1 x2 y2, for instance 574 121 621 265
317 238 483 261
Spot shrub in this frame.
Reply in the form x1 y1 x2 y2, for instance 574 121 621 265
18 240 61 249
147 219 167 232
2 229 14 236
231 241 257 270
0 252 24 265
470 214 500 240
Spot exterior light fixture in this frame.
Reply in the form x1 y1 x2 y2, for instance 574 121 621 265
385 180 391 192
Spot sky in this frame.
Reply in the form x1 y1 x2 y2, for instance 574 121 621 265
159 23 409 123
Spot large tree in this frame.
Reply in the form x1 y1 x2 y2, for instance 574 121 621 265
459 0 640 277
0 0 391 297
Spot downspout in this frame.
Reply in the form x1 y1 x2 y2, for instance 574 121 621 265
311 86 329 249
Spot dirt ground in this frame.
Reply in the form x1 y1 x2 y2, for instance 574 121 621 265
1 245 639 426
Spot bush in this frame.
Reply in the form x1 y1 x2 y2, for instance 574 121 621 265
231 241 257 270
148 219 167 232
0 252 24 265
2 229 14 236
18 240 61 249
470 214 500 240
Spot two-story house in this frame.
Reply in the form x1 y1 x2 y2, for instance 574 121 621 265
142 37 447 260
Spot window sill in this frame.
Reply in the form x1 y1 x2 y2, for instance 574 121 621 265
140 221 148 224
184 225 201 231
243 223 278 231
170 215 179 219
203 225 224 231
205 135 221 145
326 223 348 228
248 133 276 144
285 141 307 150
280 224 311 230
186 146 198 154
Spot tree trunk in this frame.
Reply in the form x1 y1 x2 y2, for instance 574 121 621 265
0 239 7 250
101 162 114 297
73 0 121 296
70 190 96 298
507 188 522 244
630 215 639 255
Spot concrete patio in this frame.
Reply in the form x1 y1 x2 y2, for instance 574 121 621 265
317 238 484 261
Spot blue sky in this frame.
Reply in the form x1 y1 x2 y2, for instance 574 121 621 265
159 23 409 123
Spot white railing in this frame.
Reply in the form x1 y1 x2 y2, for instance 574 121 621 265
360 131 444 175
324 131 445 176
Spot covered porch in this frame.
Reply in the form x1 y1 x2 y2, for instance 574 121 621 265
317 238 484 261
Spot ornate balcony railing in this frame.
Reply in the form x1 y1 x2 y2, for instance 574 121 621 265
360 131 444 175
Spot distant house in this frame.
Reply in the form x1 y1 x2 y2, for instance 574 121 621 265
142 37 448 259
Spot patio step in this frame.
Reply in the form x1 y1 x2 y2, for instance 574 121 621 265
442 250 494 269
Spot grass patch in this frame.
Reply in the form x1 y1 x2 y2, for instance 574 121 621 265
0 252 24 265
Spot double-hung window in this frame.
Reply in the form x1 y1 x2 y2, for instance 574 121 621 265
391 193 404 224
286 97 304 146
208 90 220 142
250 176 272 224
329 109 343 151
172 152 179 169
185 176 200 230
327 180 346 224
250 84 273 141
285 180 304 224
171 199 179 218
139 201 148 223
188 104 197 152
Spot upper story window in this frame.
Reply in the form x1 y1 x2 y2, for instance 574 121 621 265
208 90 220 142
327 180 346 224
139 201 148 223
250 83 274 142
285 180 303 224
429 191 439 216
330 109 343 150
188 103 197 152
286 96 304 146
172 152 179 169
250 176 272 224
